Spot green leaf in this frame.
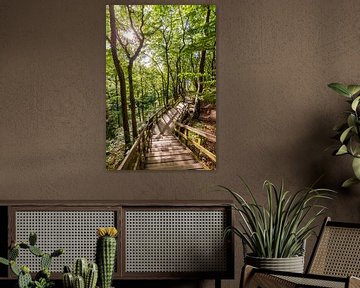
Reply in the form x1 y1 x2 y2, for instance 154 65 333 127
340 126 353 143
347 114 356 128
336 144 348 155
352 96 360 111
349 135 360 156
10 261 20 276
352 157 360 179
328 83 351 97
333 123 348 133
347 85 360 97
0 257 9 266
342 177 360 188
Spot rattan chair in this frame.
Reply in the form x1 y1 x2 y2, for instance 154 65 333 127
241 217 360 288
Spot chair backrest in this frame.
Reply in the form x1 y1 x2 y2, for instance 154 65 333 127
307 217 360 277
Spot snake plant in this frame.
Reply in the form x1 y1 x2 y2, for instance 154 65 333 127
328 82 360 187
221 179 334 258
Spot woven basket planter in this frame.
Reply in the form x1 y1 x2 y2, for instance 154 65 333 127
245 254 305 273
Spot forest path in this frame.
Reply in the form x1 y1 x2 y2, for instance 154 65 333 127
144 103 205 170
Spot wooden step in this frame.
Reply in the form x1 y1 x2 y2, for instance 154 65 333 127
145 163 204 170
149 146 186 152
146 154 195 164
145 159 204 170
150 139 179 144
151 136 176 140
147 150 191 157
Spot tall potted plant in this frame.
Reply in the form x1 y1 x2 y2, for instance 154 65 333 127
328 82 360 187
222 179 334 273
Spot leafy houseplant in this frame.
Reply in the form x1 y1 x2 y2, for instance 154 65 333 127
328 82 360 187
0 232 63 288
222 179 334 272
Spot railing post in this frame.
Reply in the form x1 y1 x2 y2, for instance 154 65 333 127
137 141 141 170
197 137 201 158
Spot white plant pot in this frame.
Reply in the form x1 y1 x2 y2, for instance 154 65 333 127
245 254 305 273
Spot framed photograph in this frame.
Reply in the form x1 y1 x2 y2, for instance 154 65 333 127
106 5 216 170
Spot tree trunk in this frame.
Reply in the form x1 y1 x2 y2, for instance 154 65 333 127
128 61 138 139
109 5 131 150
114 74 121 127
164 44 170 105
193 5 211 120
116 5 145 141
198 5 211 95
211 46 216 78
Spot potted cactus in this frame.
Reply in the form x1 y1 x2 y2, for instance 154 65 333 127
0 232 63 288
62 258 98 288
96 227 118 288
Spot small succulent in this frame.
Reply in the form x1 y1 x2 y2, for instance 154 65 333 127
32 278 54 288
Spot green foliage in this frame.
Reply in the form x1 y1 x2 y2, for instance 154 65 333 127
221 179 335 258
328 82 360 187
32 278 54 288
0 232 63 288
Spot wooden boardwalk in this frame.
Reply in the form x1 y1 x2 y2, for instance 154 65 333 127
144 103 205 170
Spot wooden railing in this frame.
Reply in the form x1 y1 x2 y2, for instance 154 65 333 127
117 105 169 170
174 122 216 168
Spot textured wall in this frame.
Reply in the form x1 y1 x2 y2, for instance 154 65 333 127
1 0 360 287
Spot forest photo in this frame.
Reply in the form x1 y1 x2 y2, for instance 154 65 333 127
106 5 216 171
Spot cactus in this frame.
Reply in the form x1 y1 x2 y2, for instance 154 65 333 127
74 275 85 288
74 258 87 279
19 243 29 249
64 265 72 273
85 263 98 288
10 260 20 276
96 227 118 288
29 232 37 246
63 272 74 288
18 270 32 288
29 245 44 257
51 248 64 258
9 246 19 260
41 253 52 270
63 260 98 288
0 232 63 288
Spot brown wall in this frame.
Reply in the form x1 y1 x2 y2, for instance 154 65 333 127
1 0 360 287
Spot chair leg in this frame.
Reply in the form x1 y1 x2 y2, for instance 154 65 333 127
240 265 296 288
349 276 360 288
240 265 254 288
215 278 221 288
